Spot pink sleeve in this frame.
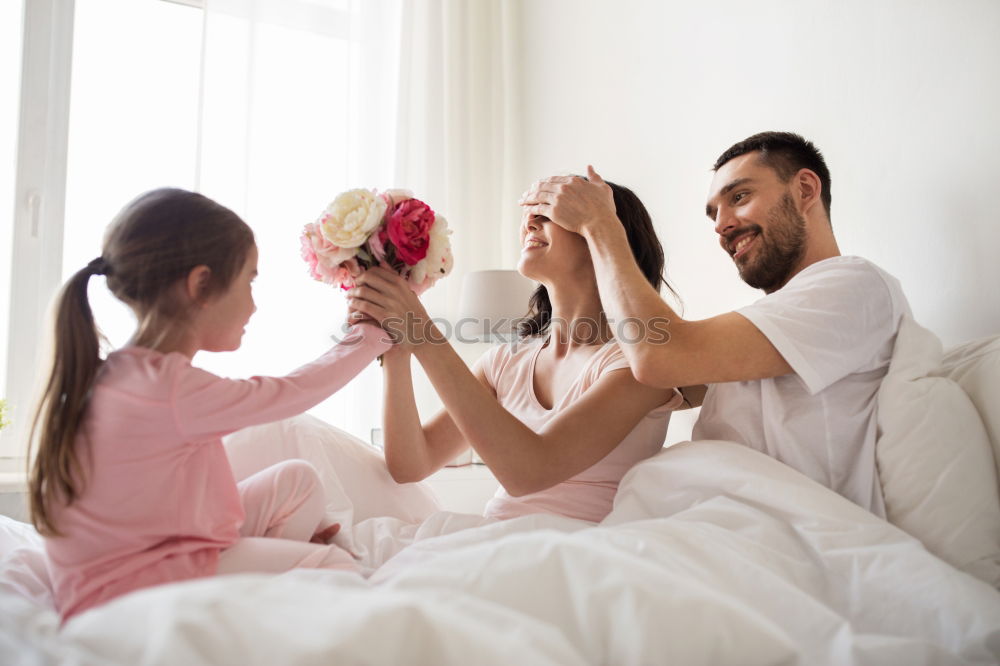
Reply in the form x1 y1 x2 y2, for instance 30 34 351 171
596 344 631 374
481 343 520 393
171 324 391 441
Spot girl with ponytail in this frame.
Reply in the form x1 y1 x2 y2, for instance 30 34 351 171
30 188 389 620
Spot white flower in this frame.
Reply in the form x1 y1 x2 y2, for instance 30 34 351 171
317 189 387 249
409 214 454 286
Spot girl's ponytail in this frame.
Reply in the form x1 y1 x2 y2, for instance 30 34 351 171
28 258 107 536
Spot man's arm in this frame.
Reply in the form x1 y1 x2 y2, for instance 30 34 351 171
521 167 792 389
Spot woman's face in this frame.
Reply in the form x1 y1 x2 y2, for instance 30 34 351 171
516 210 591 283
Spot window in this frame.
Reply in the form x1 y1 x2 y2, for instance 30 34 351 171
4 0 396 459
192 1 382 439
64 0 204 350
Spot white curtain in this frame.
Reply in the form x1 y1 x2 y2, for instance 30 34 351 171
392 0 524 427
195 0 521 437
196 0 403 441
394 0 524 321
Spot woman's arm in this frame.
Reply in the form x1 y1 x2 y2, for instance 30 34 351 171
381 346 479 483
413 339 674 496
350 269 678 496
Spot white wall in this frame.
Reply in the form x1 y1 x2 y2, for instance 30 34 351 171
512 0 1000 347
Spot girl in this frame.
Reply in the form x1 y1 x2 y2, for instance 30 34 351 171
29 188 388 621
350 178 696 525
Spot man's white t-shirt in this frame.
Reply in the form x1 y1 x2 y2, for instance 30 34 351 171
692 256 911 517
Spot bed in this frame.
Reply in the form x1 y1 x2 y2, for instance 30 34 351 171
2 316 999 665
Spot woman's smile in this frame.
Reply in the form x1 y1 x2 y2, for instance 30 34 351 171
522 236 548 251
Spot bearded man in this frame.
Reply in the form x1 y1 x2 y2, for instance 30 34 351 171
519 132 911 516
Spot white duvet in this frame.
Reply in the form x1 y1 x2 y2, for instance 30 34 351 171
2 439 999 666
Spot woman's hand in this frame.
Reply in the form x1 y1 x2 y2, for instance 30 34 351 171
347 267 434 349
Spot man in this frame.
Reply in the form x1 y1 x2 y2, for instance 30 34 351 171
519 132 910 516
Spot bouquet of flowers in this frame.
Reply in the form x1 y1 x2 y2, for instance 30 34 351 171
300 188 453 293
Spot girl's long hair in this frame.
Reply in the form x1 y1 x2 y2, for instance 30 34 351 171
518 179 679 338
28 188 254 535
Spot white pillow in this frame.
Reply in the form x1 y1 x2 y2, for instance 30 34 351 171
876 315 1000 586
224 415 441 552
0 515 52 610
933 334 1000 482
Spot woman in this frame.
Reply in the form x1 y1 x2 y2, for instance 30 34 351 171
349 179 690 524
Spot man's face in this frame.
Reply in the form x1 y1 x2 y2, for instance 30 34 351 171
705 153 807 293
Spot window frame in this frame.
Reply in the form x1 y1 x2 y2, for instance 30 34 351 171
3 0 75 460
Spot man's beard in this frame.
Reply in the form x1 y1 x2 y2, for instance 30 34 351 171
736 193 807 293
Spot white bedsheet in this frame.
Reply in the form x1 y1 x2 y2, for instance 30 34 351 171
2 440 999 665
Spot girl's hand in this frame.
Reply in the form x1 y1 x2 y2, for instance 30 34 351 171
348 267 433 348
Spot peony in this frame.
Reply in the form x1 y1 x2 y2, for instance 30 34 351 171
331 257 363 291
317 189 387 249
302 186 453 298
372 188 414 264
365 227 388 264
300 223 357 284
381 198 435 266
409 214 454 287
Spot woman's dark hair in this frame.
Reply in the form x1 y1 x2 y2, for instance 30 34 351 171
28 188 255 536
518 179 677 338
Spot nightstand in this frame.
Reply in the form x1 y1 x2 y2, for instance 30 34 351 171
424 464 499 514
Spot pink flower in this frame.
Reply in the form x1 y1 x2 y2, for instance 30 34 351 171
381 198 435 266
332 257 363 291
300 223 357 285
365 228 388 264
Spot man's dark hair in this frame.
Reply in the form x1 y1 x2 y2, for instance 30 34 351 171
714 131 832 219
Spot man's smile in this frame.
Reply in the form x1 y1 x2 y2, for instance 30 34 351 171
725 229 760 261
